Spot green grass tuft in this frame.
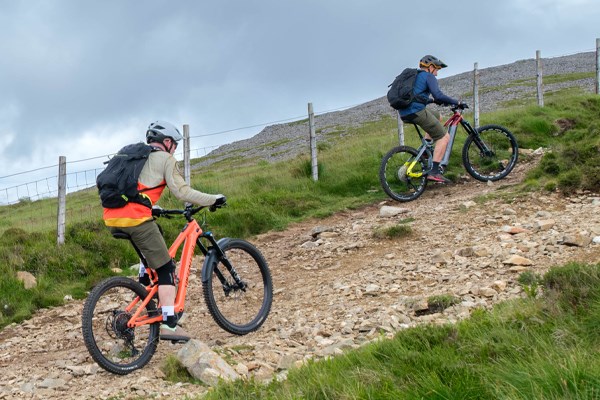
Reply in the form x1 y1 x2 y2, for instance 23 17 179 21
201 263 600 399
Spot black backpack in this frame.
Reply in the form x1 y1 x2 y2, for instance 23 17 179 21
386 68 428 110
96 143 163 209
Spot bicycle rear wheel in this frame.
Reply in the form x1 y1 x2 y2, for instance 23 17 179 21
379 145 428 202
462 124 518 182
81 277 159 375
203 239 273 335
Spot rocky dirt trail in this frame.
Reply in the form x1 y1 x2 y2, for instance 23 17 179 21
1 155 600 399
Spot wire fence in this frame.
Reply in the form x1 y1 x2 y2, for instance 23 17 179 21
1 44 599 238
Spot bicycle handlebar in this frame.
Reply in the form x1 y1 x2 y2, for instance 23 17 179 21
152 203 225 220
451 102 469 111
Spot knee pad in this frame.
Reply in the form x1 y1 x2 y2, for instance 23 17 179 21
156 260 176 286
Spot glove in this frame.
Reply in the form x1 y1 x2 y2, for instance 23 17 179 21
458 102 469 109
151 205 163 217
209 195 227 212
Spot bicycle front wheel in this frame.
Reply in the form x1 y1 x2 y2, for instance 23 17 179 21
379 145 428 202
203 239 273 335
462 124 518 182
81 277 159 375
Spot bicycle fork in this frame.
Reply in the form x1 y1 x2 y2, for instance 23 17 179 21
200 235 247 295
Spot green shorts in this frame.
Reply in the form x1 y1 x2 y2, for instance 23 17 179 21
110 220 171 269
406 108 446 141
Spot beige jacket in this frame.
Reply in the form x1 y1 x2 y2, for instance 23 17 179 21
139 149 219 207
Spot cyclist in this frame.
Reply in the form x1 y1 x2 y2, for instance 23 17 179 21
399 55 463 184
103 120 226 342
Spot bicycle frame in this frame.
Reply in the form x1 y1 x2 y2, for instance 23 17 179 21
440 109 479 168
125 219 204 328
405 107 478 177
124 209 245 329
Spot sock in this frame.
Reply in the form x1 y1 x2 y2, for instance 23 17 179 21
162 305 175 321
431 162 440 175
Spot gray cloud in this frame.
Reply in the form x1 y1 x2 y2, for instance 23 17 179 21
1 0 599 186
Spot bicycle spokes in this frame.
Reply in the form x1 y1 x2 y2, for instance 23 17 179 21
107 310 134 340
463 125 518 182
214 259 248 296
203 239 273 335
82 277 160 374
379 146 428 202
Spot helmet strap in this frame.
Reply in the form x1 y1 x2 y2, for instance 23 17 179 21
164 139 177 153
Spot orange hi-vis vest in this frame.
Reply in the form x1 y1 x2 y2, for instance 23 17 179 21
102 181 166 227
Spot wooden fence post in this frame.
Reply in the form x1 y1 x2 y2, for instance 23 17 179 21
473 62 480 129
308 102 318 181
57 156 66 245
183 124 191 184
397 112 404 145
536 50 544 107
596 38 600 95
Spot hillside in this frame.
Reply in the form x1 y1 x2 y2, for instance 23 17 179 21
1 159 600 398
1 52 600 399
194 51 596 168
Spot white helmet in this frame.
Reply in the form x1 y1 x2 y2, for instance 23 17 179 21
146 121 183 144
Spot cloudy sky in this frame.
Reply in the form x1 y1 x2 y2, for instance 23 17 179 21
1 0 599 194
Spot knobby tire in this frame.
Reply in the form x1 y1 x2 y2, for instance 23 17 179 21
203 239 273 335
462 124 518 182
81 277 159 375
379 145 428 202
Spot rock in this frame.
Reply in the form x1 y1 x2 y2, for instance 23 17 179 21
276 354 301 371
431 250 452 264
560 234 592 247
38 378 67 389
509 265 530 273
65 364 99 376
16 271 37 289
319 231 340 239
300 240 319 249
503 255 533 266
311 226 335 238
492 280 507 292
456 247 475 257
379 206 410 217
535 219 555 231
479 287 498 297
177 340 240 386
501 225 530 234
364 284 381 295
473 246 490 257
535 210 553 218
462 201 477 209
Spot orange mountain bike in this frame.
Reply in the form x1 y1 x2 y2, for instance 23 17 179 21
81 204 273 375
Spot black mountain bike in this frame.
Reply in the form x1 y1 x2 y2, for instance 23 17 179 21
379 104 518 202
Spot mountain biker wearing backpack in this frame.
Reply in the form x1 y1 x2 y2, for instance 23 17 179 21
399 55 464 184
103 120 226 342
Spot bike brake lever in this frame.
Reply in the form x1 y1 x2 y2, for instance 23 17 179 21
209 202 228 212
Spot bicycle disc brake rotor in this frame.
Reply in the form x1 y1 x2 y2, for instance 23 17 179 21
397 165 408 183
